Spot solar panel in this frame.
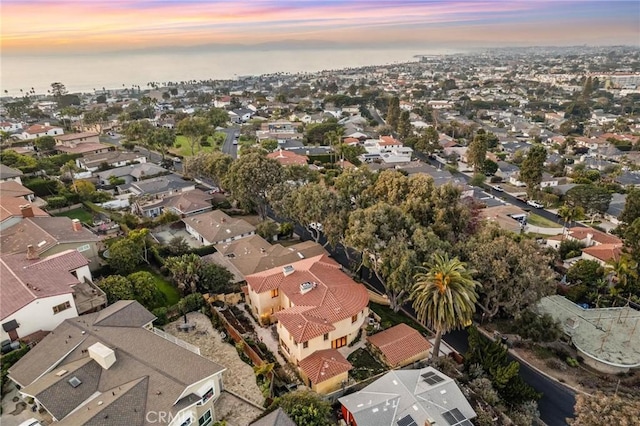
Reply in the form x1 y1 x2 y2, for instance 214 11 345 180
421 371 445 385
397 414 418 426
442 408 469 426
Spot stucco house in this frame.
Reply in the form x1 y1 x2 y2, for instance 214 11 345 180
546 227 624 266
8 301 226 426
183 210 255 246
0 249 104 342
0 201 49 231
266 149 309 166
78 150 148 172
339 367 476 426
135 188 213 218
19 123 64 140
245 254 369 393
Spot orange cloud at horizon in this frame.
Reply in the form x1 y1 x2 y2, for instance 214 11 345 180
1 1 638 54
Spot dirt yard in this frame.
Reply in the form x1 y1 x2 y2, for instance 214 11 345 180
164 313 265 408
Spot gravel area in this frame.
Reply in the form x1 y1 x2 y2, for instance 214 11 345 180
215 391 264 426
164 312 265 407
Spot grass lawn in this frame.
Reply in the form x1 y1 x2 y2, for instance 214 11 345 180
347 348 387 381
171 133 226 157
54 208 94 224
370 303 425 332
527 213 562 228
139 266 181 307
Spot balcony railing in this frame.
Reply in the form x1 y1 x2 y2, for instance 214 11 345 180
153 327 201 355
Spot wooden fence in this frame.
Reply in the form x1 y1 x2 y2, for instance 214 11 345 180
45 203 84 214
211 307 265 367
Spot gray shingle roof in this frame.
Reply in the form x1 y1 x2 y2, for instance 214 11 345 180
94 300 156 327
0 163 24 179
251 407 297 426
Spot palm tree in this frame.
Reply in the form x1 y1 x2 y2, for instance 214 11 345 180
558 203 578 236
410 253 480 360
606 253 638 292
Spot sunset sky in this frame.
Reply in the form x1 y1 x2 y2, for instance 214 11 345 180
2 0 639 54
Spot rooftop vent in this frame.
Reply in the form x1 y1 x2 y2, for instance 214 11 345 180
283 265 295 277
88 342 116 370
68 376 82 388
55 369 68 377
300 281 316 295
297 252 305 259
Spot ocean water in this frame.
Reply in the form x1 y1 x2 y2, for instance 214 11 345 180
1 47 456 95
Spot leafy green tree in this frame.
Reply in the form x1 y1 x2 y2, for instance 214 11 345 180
127 271 165 308
267 390 332 426
619 188 640 225
467 133 488 172
108 239 144 275
166 236 191 256
624 218 640 264
223 152 283 219
256 220 279 241
123 120 153 144
199 263 234 294
147 127 175 161
34 136 56 152
397 110 412 140
386 96 400 130
183 151 233 185
464 226 555 321
557 203 583 232
177 117 211 155
260 139 278 152
519 145 547 197
333 167 376 208
466 327 541 406
481 159 499 176
410 126 440 155
345 202 415 311
335 143 365 164
512 310 562 342
558 239 586 260
411 254 480 360
202 107 229 128
305 122 340 145
566 185 612 216
567 259 605 286
0 150 38 173
98 275 134 304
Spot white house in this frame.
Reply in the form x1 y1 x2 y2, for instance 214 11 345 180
0 249 96 342
19 123 64 140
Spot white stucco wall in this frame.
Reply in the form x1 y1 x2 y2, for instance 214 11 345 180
1 293 78 341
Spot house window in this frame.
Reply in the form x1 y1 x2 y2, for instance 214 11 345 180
77 244 90 252
270 288 279 298
303 341 308 349
198 410 212 426
332 336 347 349
352 313 358 323
324 333 329 341
201 387 214 405
53 301 71 314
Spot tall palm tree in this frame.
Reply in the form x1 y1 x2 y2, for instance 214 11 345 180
411 253 480 360
606 253 638 292
558 203 578 236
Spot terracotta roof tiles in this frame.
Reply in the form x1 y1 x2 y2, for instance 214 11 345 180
299 348 352 385
367 324 431 367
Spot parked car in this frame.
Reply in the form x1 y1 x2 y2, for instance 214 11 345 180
526 200 544 209
1 339 21 354
18 418 42 426
490 185 504 192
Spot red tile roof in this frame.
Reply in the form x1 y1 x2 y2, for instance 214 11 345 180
367 324 432 367
582 244 622 263
247 255 369 342
379 136 401 146
24 124 62 135
299 348 352 385
566 227 623 247
1 250 83 319
267 149 309 166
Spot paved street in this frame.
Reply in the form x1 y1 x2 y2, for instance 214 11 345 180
220 128 239 159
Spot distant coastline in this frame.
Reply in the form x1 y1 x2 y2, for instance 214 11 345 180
2 47 456 95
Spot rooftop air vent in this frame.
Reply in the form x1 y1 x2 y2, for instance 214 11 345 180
68 376 82 388
283 265 295 277
300 281 316 295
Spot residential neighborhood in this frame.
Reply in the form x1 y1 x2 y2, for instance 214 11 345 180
1 45 640 426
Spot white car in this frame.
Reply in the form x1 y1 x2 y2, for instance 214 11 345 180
18 419 42 426
526 200 544 209
490 185 504 192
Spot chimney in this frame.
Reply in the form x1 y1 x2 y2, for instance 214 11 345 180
20 204 34 218
586 233 594 246
72 218 83 232
88 342 116 370
26 244 38 260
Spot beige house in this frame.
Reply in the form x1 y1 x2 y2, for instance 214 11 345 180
298 348 352 394
0 217 102 270
546 227 624 266
245 255 369 393
183 210 256 246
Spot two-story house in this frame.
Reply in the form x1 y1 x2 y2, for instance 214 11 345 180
245 255 369 393
77 150 148 172
547 227 624 266
1 249 104 342
19 123 64 140
8 301 226 426
183 210 255 246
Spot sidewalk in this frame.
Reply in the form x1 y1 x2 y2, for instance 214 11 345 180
524 224 564 235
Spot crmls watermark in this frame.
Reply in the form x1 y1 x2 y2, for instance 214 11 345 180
146 411 183 424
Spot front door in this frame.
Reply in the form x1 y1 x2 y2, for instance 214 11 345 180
8 329 19 341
